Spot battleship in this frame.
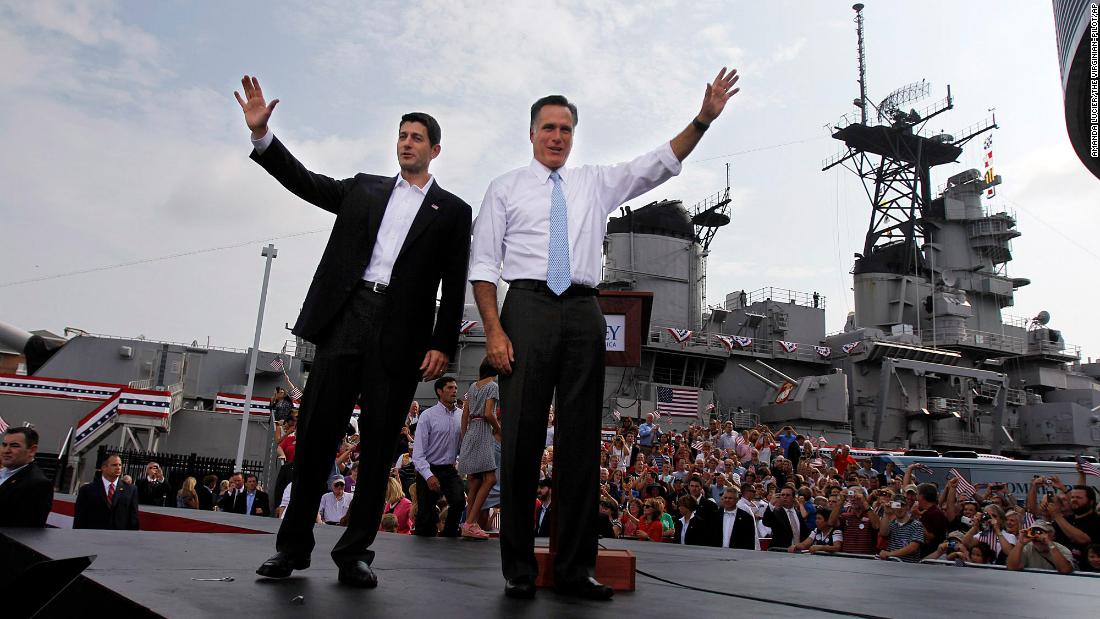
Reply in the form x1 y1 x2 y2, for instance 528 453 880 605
1 5 1098 497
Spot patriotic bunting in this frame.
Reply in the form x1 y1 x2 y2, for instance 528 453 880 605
813 345 832 359
841 341 861 354
733 336 753 349
460 320 479 334
777 340 798 353
667 328 694 343
715 335 735 351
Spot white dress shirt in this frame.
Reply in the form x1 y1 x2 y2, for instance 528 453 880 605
252 132 433 286
0 463 29 486
319 490 353 523
102 475 120 497
736 497 764 550
469 143 682 287
722 510 737 548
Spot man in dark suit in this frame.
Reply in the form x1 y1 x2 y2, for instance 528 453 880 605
534 479 552 537
0 427 54 527
196 474 217 511
235 76 471 589
674 495 710 546
73 453 140 530
221 473 270 516
763 486 808 549
717 487 761 550
136 462 173 507
687 476 721 545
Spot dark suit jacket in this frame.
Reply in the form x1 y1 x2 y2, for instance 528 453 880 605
73 476 139 530
196 484 215 511
219 489 270 516
250 137 472 369
0 462 54 527
675 512 711 546
136 478 173 507
693 494 721 545
786 441 802 471
723 508 758 550
763 504 808 549
534 500 552 537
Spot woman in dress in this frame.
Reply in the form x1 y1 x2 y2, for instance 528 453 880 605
176 476 198 509
457 358 500 540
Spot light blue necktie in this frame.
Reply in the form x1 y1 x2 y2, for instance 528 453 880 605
546 171 571 295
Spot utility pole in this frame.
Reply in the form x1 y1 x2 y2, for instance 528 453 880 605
235 244 277 472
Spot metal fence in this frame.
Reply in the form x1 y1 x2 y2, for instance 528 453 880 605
96 445 264 491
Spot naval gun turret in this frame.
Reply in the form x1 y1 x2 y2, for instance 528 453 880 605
738 360 848 426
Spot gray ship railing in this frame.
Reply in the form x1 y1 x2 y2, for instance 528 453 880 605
923 326 1080 358
85 331 250 354
726 286 826 310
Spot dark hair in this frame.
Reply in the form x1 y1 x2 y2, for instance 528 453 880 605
3 426 38 447
917 482 939 503
678 495 698 511
434 375 457 395
231 471 244 479
245 473 258 483
971 542 995 563
688 476 703 487
1073 485 1098 507
817 509 832 522
478 357 497 380
97 452 121 468
400 112 441 146
530 95 578 130
203 474 218 487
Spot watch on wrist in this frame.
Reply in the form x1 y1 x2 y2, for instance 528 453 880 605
692 117 710 132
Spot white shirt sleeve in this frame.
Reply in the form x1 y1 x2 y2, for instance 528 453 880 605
591 142 682 215
468 178 507 284
251 131 275 155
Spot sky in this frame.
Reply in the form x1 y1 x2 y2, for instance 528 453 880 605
2 0 1098 360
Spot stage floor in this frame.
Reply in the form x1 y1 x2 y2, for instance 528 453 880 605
4 517 1099 618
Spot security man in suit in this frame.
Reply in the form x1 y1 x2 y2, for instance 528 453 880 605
73 452 140 530
236 76 472 589
0 427 54 527
763 485 809 549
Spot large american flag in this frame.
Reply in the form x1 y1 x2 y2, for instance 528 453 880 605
656 386 699 417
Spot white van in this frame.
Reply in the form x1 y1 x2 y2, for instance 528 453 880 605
872 454 1099 500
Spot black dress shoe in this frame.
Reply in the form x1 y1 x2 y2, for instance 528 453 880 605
504 576 536 599
554 576 614 600
256 552 310 578
337 561 378 589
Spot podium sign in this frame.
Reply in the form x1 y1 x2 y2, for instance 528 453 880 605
597 291 653 367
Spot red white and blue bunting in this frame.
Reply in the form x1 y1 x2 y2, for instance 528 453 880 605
74 388 172 449
215 392 274 417
733 336 753 349
715 335 735 351
459 320 479 334
667 328 694 343
777 340 798 353
841 341 861 354
0 374 118 401
813 346 832 359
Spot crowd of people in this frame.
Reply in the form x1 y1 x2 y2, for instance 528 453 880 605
4 384 1099 578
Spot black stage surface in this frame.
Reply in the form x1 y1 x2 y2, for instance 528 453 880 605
4 512 1099 619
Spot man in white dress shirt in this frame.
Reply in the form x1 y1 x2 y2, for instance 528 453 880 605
469 68 740 600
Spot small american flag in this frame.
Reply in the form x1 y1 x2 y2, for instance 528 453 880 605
0 415 8 433
1079 456 1100 477
270 357 285 372
706 403 715 412
949 468 977 498
912 463 933 475
691 440 704 451
651 411 661 421
612 410 621 420
288 384 303 400
656 386 699 417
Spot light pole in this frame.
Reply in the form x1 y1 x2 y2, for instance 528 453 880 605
235 243 278 472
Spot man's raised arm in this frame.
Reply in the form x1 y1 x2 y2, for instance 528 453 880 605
669 67 740 162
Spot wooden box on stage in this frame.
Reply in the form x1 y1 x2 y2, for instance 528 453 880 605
533 546 636 591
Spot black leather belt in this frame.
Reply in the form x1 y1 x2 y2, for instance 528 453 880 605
359 280 388 294
508 279 599 297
